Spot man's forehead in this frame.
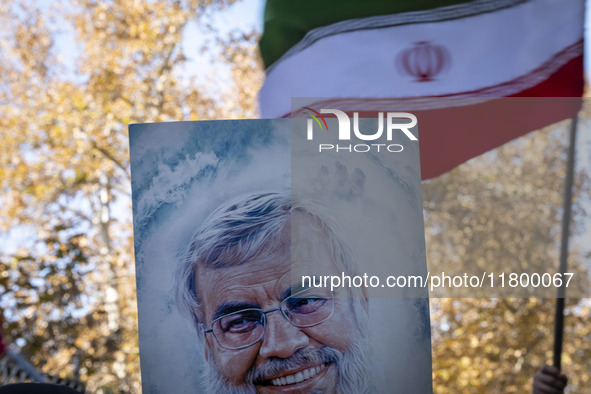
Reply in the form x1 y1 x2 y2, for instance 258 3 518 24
197 256 337 289
196 244 338 293
195 212 340 310
195 260 289 322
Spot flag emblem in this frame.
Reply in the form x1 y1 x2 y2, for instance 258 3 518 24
396 41 451 82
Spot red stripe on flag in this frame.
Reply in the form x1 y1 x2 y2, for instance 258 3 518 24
511 55 584 98
417 97 581 179
418 55 583 179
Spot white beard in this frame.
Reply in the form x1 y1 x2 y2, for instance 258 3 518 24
203 332 373 394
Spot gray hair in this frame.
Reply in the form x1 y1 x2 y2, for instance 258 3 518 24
175 191 367 335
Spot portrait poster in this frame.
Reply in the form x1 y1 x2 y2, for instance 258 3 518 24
129 118 432 393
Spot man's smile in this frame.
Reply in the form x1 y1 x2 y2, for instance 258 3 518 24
261 362 329 387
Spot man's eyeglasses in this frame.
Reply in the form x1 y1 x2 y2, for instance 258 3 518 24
201 289 334 350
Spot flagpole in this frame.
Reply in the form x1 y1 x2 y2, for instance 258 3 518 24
552 115 578 370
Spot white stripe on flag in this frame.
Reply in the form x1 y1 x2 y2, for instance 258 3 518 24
259 0 583 118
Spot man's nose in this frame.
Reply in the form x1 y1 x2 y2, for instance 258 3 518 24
258 312 309 359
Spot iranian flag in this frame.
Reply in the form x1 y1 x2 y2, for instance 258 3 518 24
258 0 584 179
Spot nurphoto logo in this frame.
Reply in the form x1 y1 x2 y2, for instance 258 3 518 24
303 108 418 153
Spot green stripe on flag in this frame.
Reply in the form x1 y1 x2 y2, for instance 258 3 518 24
260 0 476 68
